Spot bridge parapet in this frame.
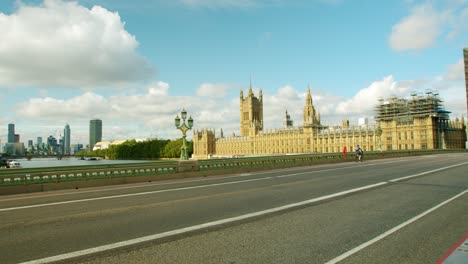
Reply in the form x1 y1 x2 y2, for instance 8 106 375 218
0 149 465 195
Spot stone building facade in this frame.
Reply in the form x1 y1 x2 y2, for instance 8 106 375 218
193 86 466 159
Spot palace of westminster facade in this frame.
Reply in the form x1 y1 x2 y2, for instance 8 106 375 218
192 86 466 159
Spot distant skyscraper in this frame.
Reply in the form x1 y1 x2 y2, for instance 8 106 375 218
59 137 64 155
89 119 102 151
14 134 20 143
37 137 42 145
28 140 33 148
47 135 58 154
64 124 71 155
8 124 14 143
72 144 84 154
464 47 468 114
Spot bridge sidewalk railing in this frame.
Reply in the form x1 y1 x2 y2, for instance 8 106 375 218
0 149 465 195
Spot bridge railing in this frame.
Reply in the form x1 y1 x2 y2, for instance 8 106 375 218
0 149 465 188
0 163 178 186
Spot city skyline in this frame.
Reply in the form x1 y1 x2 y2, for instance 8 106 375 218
1 122 81 155
0 0 467 145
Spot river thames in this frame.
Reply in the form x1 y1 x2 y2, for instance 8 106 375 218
13 157 150 168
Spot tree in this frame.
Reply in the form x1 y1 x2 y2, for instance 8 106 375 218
73 139 189 160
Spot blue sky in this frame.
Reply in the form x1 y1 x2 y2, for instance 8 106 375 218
0 0 467 147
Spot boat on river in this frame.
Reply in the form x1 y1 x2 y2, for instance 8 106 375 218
0 159 21 168
8 160 21 168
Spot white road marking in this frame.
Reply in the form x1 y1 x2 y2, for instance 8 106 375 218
15 159 468 263
1 160 465 212
324 189 468 264
0 176 276 212
19 182 387 264
0 158 401 202
389 162 468 182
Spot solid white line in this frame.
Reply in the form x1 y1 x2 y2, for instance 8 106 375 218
1 159 463 212
0 176 276 212
325 189 468 264
389 162 468 182
19 181 387 264
0 160 398 211
0 158 401 202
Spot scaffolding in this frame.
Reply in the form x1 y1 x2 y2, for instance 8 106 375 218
375 90 449 123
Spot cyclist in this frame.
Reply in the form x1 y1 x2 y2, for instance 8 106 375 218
355 145 363 162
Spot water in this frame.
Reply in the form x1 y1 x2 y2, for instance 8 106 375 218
14 157 150 168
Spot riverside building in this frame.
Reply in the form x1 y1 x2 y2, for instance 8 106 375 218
193 86 466 159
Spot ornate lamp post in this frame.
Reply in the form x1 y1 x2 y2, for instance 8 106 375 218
175 109 193 160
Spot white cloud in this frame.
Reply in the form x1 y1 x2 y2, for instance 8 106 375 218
179 0 258 8
14 82 240 141
261 77 415 127
336 76 411 115
11 58 468 145
0 0 153 88
389 4 442 51
148 82 170 96
264 73 465 127
178 0 342 8
261 85 302 129
446 4 468 40
277 85 301 100
196 83 231 98
17 92 109 121
443 59 464 81
390 2 468 51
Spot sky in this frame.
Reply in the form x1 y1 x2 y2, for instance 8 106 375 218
0 0 467 147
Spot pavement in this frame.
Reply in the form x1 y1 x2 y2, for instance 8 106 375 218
437 234 468 264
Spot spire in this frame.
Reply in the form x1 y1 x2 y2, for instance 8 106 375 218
307 83 312 103
248 75 253 96
259 88 263 100
284 109 293 127
240 89 243 99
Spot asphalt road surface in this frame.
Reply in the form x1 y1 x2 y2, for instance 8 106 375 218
1 153 467 264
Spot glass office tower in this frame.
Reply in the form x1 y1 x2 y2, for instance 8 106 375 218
89 119 102 151
8 124 15 143
64 124 71 155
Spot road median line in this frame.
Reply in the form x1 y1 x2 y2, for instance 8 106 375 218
18 182 387 264
389 162 468 182
15 161 468 263
325 189 468 264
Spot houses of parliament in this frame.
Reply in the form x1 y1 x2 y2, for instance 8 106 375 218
192 85 466 159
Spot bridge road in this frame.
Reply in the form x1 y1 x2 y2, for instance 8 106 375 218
0 153 467 263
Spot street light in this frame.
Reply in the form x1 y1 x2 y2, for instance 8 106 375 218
175 109 193 160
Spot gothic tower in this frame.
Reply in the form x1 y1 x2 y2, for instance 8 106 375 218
303 85 321 127
240 84 263 136
284 110 293 128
